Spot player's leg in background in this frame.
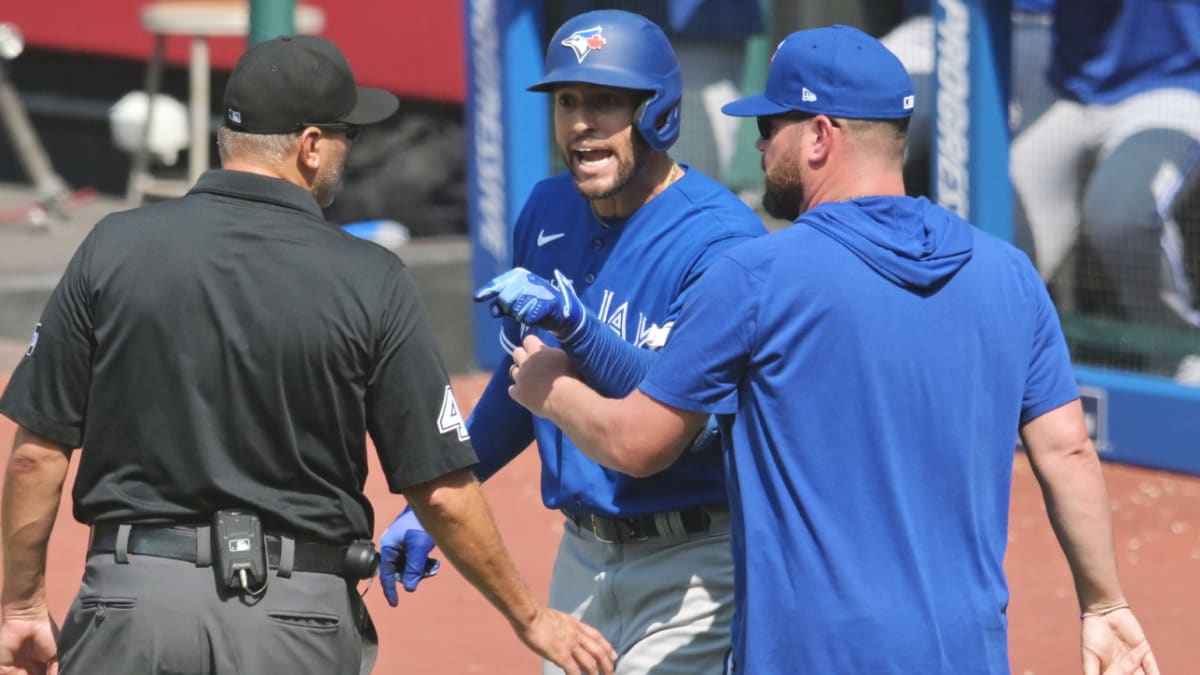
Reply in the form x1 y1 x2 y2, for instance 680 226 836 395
1007 9 1056 277
1080 89 1200 334
1010 99 1095 286
1009 9 1056 138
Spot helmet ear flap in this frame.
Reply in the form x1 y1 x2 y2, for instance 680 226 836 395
633 97 650 141
634 99 647 120
634 92 682 151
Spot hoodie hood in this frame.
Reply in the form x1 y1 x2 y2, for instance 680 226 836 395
802 196 973 290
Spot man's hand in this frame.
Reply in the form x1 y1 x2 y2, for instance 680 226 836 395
378 506 441 607
515 606 617 675
507 335 579 418
474 268 585 340
0 608 60 675
1080 607 1159 675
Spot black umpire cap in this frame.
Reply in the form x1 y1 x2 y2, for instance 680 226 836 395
223 34 399 134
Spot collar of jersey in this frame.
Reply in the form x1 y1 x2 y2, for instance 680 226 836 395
188 170 326 220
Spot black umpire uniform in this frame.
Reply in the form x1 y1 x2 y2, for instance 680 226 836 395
0 36 477 674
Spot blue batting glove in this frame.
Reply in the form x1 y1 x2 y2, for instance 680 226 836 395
473 267 585 340
378 506 440 607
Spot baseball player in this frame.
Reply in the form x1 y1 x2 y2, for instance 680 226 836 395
1012 0 1200 356
378 10 765 674
506 24 1158 675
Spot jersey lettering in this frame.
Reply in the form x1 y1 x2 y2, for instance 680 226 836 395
647 321 674 349
605 301 629 340
595 288 666 346
597 289 614 323
635 317 673 349
437 386 470 441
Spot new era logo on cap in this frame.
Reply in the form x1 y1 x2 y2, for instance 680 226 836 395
802 88 818 102
228 109 242 124
903 95 915 110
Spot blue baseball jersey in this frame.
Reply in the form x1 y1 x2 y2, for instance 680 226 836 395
468 166 765 517
1051 0 1200 104
640 196 1080 673
1013 0 1053 13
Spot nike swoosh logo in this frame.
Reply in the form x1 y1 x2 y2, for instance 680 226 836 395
537 230 566 247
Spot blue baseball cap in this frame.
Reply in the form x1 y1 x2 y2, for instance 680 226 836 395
722 24 915 120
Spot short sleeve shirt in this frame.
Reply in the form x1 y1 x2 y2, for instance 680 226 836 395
0 170 477 542
641 199 1078 673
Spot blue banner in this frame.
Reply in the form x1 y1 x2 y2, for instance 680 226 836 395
932 0 1011 240
465 0 549 370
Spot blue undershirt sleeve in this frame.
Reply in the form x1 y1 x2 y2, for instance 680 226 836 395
558 307 658 397
465 356 535 482
559 308 722 452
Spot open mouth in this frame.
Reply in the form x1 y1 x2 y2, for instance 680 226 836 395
572 147 615 171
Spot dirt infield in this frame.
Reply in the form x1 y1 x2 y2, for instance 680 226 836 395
1 370 1197 673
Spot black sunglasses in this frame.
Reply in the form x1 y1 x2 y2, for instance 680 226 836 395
301 123 362 140
756 112 816 141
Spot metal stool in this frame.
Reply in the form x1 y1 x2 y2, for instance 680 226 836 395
126 1 325 203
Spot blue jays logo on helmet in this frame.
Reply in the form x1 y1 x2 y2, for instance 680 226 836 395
561 26 607 64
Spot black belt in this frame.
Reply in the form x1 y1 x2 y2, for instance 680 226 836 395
562 507 721 544
88 523 350 577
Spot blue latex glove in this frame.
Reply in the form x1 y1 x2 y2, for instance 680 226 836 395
378 506 440 607
474 267 585 340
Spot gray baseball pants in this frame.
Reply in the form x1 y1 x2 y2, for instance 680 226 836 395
542 510 734 675
57 551 377 674
1012 88 1200 328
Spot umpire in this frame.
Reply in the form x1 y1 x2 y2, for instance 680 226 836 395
0 35 614 675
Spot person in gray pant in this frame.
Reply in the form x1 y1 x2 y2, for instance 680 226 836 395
0 35 614 675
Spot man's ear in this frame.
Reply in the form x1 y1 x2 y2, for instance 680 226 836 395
297 127 323 170
809 115 838 162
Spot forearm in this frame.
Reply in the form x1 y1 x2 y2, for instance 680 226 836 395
559 309 657 397
466 359 535 482
1022 413 1125 612
1 427 71 611
542 381 689 477
404 469 538 630
1031 445 1124 610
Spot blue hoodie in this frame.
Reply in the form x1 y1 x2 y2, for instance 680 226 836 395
641 195 1079 674
805 196 973 290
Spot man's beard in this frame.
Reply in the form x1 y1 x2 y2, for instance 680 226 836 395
575 133 650 201
762 161 804 221
314 159 345 208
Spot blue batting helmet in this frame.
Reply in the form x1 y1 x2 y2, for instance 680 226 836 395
528 10 682 151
